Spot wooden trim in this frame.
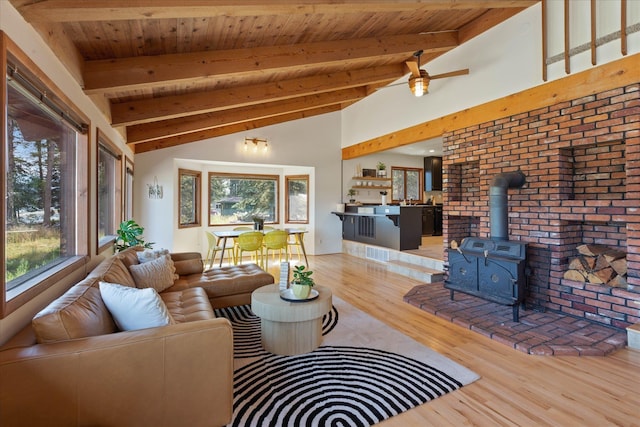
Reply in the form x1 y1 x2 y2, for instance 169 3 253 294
285 175 310 225
1 31 90 318
96 129 123 254
207 172 281 227
178 168 202 229
0 32 8 317
342 53 640 160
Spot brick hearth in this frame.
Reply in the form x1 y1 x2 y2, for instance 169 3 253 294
404 283 628 356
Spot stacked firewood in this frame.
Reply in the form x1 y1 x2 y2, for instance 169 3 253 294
563 244 627 288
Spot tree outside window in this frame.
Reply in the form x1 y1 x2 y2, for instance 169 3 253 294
179 169 201 228
209 173 279 226
285 175 309 224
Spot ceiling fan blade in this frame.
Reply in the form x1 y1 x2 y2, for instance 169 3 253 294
405 60 422 78
429 69 469 80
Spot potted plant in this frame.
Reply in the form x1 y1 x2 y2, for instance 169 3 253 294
347 188 357 203
114 219 154 252
377 161 387 177
291 265 315 299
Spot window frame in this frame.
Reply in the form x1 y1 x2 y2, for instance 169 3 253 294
285 174 309 224
208 172 280 226
1 32 90 318
391 166 424 203
123 156 134 221
96 129 122 252
178 168 202 228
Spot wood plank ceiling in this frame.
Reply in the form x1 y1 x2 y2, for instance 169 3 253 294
10 1 538 153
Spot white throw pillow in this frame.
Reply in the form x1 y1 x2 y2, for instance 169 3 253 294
99 281 174 331
137 248 170 264
128 254 177 292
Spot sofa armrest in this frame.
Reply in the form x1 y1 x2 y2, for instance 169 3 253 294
0 318 233 427
171 252 204 276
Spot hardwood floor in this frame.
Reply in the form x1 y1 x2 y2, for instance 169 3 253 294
269 254 640 426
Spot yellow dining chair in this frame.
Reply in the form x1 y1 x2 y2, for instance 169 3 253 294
263 230 289 266
204 231 223 270
231 226 253 264
235 231 264 267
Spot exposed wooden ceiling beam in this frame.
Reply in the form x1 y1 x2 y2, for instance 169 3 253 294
132 105 340 154
16 1 539 23
111 64 405 126
127 87 367 144
84 32 459 93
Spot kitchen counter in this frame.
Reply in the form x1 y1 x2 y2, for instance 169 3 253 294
332 205 422 250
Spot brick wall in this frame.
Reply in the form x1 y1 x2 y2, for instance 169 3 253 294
443 83 640 329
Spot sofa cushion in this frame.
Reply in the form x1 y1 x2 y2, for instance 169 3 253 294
128 255 177 292
99 282 175 331
161 288 216 323
167 263 274 300
89 255 137 288
32 276 117 344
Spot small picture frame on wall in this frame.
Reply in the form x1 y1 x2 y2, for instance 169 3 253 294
362 168 377 177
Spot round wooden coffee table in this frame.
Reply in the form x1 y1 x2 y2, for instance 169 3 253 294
251 284 332 355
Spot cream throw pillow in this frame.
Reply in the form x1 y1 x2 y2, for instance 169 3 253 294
128 254 177 292
99 281 175 331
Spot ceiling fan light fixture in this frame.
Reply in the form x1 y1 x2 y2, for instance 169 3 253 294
409 76 428 97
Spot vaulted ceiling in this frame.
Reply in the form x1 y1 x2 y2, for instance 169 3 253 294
10 1 538 153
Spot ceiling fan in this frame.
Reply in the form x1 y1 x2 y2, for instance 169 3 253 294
397 50 469 97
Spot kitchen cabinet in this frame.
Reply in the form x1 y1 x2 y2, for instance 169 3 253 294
421 206 435 236
424 157 442 191
333 205 422 251
434 205 443 236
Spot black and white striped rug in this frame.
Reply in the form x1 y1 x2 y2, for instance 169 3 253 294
216 297 479 427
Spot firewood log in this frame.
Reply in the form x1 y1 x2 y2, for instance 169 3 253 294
564 269 587 282
610 258 627 276
588 267 615 284
608 275 628 288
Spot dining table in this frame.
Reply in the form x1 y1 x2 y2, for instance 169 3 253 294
212 228 308 268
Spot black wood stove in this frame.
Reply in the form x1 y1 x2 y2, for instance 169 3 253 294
445 237 527 322
444 171 528 322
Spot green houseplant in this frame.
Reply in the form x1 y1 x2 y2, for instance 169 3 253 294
291 265 315 299
377 161 387 177
114 219 154 252
347 188 357 203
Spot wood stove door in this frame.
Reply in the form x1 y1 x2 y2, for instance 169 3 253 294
446 250 479 291
478 260 517 302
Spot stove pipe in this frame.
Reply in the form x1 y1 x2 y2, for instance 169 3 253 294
489 171 526 241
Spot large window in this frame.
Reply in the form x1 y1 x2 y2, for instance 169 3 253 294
285 175 309 224
209 173 279 226
392 167 423 202
179 169 201 228
96 130 122 250
2 38 89 317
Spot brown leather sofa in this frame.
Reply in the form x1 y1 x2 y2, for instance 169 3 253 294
0 248 274 427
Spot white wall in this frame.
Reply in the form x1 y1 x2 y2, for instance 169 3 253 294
134 112 343 256
341 2 640 149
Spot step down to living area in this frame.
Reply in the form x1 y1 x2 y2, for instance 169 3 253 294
342 240 444 283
